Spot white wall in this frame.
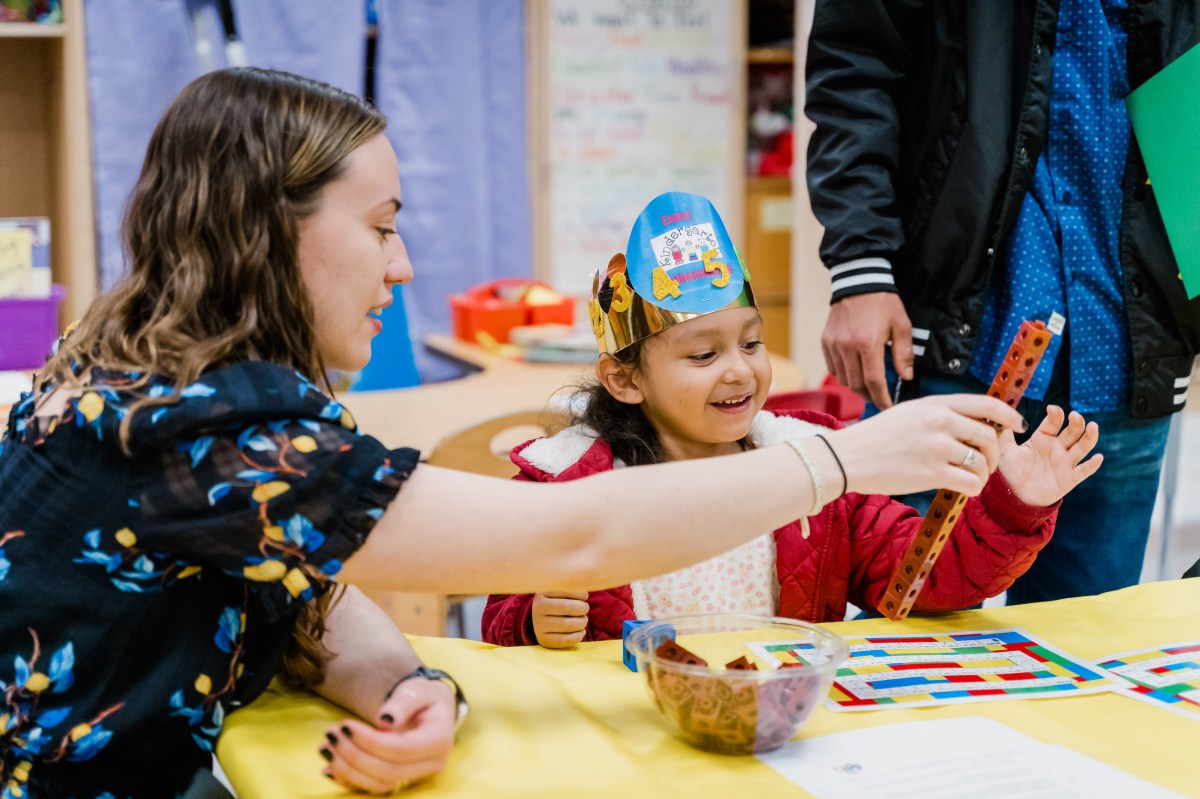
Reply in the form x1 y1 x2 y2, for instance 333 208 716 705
789 0 831 388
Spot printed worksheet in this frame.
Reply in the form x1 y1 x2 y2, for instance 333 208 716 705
757 716 1184 798
1097 641 1200 722
748 628 1119 711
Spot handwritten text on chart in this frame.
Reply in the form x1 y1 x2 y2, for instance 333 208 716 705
546 0 737 296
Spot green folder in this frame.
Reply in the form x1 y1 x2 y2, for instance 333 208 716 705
1127 43 1200 300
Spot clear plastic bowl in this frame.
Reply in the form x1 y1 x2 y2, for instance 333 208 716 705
626 613 848 755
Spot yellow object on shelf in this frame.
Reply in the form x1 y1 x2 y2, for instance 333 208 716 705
0 227 33 297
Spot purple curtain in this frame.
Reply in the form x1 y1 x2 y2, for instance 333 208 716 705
86 0 365 289
373 0 531 381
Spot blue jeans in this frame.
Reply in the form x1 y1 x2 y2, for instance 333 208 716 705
865 360 1171 605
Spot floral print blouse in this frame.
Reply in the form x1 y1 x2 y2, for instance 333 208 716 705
0 362 418 798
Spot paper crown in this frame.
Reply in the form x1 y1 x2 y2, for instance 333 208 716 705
589 192 756 355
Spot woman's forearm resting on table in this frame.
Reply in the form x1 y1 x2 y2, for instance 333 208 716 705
314 586 425 719
313 587 459 793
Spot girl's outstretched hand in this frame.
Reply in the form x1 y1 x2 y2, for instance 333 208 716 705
999 405 1103 507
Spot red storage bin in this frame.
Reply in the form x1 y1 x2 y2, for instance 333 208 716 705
449 279 574 344
763 374 866 424
0 284 65 370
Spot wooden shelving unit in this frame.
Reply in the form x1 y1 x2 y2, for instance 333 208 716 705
747 46 794 65
0 21 66 37
744 7 797 357
745 175 794 356
0 0 96 332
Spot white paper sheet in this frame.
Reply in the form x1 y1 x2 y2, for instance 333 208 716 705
756 716 1182 799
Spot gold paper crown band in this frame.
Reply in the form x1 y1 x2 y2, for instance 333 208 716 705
589 252 757 355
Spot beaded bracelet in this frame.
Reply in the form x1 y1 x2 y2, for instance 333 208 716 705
785 439 825 538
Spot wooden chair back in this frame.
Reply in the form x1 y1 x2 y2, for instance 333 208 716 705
424 409 563 478
365 407 568 637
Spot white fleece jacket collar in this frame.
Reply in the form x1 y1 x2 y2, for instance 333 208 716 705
519 424 602 476
520 411 831 476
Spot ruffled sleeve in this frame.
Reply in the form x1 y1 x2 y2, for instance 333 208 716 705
119 362 419 621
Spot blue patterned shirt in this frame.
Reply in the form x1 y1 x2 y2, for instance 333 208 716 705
970 0 1130 413
0 362 416 797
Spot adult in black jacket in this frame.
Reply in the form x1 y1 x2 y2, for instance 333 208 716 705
806 0 1200 604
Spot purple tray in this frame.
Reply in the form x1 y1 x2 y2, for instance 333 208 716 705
0 284 66 371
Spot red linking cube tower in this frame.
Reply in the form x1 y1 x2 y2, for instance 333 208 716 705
875 319 1053 621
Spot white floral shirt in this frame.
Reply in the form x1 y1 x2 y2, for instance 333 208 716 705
631 532 777 618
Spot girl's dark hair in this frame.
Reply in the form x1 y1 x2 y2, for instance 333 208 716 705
572 341 667 466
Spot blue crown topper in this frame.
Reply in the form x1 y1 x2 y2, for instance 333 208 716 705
590 192 755 354
628 191 749 313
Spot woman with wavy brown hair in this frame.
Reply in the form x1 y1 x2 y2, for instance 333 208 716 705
0 67 1030 796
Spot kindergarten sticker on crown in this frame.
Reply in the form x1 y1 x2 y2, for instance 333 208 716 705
589 192 755 354
629 193 749 314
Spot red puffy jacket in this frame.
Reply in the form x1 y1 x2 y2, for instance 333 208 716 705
482 409 1057 646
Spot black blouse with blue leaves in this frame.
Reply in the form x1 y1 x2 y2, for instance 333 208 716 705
0 361 418 798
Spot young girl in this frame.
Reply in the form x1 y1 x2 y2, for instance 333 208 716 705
483 192 1102 649
0 71 1034 797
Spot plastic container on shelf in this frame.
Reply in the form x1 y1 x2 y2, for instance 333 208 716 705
449 278 575 345
0 284 65 370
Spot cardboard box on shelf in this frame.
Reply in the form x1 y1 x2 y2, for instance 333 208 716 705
0 217 52 298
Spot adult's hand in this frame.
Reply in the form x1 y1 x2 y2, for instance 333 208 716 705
821 292 913 409
531 590 589 649
322 677 456 794
824 394 1026 498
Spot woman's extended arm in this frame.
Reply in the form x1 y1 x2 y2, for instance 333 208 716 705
339 394 1026 595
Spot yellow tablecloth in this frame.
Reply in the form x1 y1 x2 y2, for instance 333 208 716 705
218 580 1200 797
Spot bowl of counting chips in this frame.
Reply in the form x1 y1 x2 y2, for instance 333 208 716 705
626 614 848 755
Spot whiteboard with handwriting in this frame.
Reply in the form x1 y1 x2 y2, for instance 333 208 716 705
541 0 743 296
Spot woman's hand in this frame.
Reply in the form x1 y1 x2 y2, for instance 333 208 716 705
320 676 456 793
999 405 1102 507
824 394 1028 498
532 590 589 649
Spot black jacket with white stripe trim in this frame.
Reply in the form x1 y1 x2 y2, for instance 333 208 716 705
805 0 1199 418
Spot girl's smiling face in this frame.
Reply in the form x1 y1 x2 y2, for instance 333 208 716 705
297 134 413 372
618 306 772 461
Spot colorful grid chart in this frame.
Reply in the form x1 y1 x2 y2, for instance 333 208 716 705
748 628 1119 712
1098 642 1200 723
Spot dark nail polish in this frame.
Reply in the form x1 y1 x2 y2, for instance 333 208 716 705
325 731 338 747
380 713 394 724
341 725 353 738
1021 418 1029 432
319 746 333 762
